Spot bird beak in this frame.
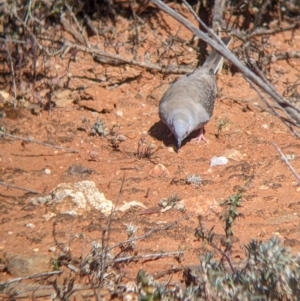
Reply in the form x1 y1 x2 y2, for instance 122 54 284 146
177 138 182 150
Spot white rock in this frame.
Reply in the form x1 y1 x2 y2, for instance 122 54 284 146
49 246 56 252
44 168 51 175
222 149 243 161
49 181 114 216
30 198 38 206
116 110 123 117
210 156 228 166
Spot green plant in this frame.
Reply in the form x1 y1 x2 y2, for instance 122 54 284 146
216 118 229 138
186 174 202 187
135 191 300 300
52 256 59 271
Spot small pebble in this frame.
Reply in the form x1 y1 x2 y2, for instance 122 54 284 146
25 223 35 229
44 168 51 175
30 198 39 206
259 185 269 190
115 110 123 117
8 231 13 235
37 195 51 204
43 212 56 221
175 200 185 212
210 156 228 166
286 154 295 161
68 264 79 273
32 248 39 252
127 132 136 139
117 135 126 141
62 245 70 252
90 151 99 160
49 246 57 252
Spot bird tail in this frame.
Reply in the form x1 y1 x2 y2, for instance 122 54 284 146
202 36 231 74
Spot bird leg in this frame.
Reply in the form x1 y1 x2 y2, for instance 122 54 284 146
192 127 206 143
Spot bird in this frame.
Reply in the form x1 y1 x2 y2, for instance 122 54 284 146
159 36 231 149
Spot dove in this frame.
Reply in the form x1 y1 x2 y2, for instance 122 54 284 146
159 36 231 149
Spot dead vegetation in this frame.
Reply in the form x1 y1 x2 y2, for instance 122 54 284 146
2 190 300 300
1 0 300 140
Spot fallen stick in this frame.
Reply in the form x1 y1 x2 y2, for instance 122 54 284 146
273 143 300 184
66 41 194 74
1 132 79 153
113 251 184 263
0 271 62 286
0 181 41 194
108 215 190 252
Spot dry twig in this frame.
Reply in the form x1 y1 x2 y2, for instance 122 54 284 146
0 181 41 194
263 50 300 65
67 42 194 74
99 173 126 283
4 41 17 108
1 132 79 153
108 215 190 252
230 23 299 43
212 0 226 35
113 251 184 263
273 143 300 184
0 271 62 286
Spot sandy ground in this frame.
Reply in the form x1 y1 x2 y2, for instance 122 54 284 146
1 3 300 299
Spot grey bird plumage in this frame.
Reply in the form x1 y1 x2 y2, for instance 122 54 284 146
159 36 231 149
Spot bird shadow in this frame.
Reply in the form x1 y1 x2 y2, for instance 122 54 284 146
148 120 172 145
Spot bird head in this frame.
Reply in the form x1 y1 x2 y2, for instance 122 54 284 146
172 113 191 149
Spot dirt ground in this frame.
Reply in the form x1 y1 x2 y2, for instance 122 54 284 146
1 3 300 300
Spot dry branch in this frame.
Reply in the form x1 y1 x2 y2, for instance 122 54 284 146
263 50 300 65
1 132 79 153
248 23 299 39
108 215 190 252
0 181 41 194
273 143 300 184
231 23 299 42
4 40 17 108
60 13 86 45
0 271 62 286
66 41 194 74
100 173 126 283
1 283 105 300
212 0 226 34
113 251 184 263
7 2 194 77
